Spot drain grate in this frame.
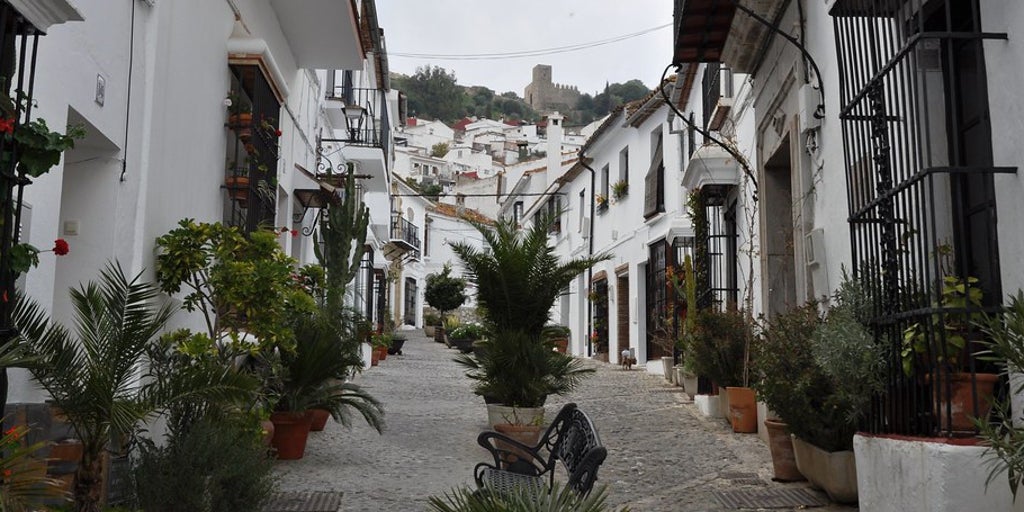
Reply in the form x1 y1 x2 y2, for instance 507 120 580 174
263 491 343 512
730 478 766 486
713 488 829 509
720 471 758 480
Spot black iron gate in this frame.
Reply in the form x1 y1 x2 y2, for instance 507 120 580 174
832 0 1015 436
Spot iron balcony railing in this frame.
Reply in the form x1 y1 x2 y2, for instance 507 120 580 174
390 213 420 252
327 86 389 150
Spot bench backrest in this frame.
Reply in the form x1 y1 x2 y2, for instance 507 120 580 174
549 405 606 495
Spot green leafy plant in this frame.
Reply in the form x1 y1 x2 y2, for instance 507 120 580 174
902 275 984 376
975 291 1024 500
425 264 467 323
424 311 442 327
753 274 886 452
155 219 313 355
270 309 384 432
449 323 487 341
687 308 750 388
611 180 627 200
13 263 253 512
427 483 629 512
450 213 607 406
370 332 393 349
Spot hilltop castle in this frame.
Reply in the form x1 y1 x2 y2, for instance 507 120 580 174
524 64 581 113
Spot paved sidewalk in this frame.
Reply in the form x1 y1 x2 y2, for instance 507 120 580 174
272 330 858 511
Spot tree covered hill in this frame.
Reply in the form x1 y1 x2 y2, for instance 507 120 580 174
390 65 651 127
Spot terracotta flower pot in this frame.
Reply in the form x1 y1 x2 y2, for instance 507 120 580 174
764 419 805 482
370 346 380 366
725 386 757 433
933 372 999 432
224 175 249 204
377 345 388 361
493 423 544 469
307 408 331 432
270 411 313 460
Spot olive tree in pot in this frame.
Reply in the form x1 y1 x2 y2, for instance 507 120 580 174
425 264 467 344
450 213 609 426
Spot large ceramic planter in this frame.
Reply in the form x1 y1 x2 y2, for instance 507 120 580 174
424 325 436 337
434 325 446 343
387 336 406 355
306 408 330 432
934 372 998 432
725 386 757 433
681 371 699 400
791 435 858 504
493 423 544 469
486 404 544 430
270 411 313 460
661 356 675 383
450 337 475 353
764 419 804 481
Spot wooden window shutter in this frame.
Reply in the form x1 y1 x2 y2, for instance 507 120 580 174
644 136 664 218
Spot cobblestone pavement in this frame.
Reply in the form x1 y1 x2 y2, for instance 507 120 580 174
273 330 859 511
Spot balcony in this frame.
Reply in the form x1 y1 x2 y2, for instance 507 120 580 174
324 86 390 193
268 0 362 69
382 213 420 263
682 144 740 194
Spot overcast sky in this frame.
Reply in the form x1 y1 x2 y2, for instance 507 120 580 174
375 1 675 97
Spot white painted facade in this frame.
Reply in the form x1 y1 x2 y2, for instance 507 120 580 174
401 118 454 151
6 0 392 403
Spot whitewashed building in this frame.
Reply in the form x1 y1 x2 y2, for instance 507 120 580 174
4 0 398 404
673 0 1024 509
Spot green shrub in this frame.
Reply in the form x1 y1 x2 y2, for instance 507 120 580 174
133 418 275 512
686 308 750 388
424 311 442 327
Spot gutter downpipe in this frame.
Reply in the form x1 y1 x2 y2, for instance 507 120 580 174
579 150 597 358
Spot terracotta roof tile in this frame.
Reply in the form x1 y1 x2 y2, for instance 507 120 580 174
429 202 493 224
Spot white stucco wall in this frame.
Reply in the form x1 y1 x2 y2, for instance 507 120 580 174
855 434 1024 512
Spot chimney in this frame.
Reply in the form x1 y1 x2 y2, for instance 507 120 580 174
546 112 564 188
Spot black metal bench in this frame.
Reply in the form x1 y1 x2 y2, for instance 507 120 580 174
474 402 607 498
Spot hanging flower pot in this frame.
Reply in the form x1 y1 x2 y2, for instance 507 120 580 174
224 175 249 205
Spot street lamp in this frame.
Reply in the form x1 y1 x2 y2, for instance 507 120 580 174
343 103 365 142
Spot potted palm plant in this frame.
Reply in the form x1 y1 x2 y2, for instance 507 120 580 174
450 213 609 425
269 310 385 459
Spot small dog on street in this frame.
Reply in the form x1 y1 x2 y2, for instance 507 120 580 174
620 349 636 370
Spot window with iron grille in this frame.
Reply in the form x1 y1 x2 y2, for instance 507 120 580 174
225 64 281 234
832 0 1014 436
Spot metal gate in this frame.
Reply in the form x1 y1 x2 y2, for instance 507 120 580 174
832 0 1014 436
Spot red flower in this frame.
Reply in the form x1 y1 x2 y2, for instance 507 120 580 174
290 229 298 238
274 129 282 137
2 469 11 478
0 117 14 134
53 239 70 256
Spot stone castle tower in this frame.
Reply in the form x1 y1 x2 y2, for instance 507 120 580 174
524 64 581 113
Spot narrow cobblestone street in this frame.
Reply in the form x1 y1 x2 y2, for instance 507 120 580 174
273 331 858 511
